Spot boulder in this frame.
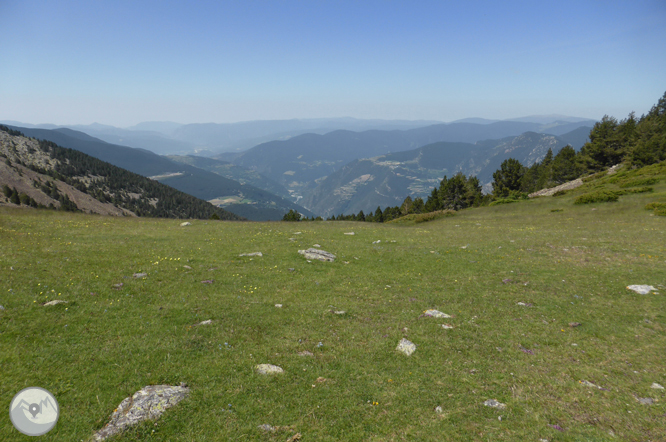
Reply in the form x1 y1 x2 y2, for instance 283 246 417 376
92 384 190 441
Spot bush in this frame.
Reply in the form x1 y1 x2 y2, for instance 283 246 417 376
414 210 455 223
619 178 659 188
617 187 653 195
645 202 666 211
489 198 519 206
574 191 619 204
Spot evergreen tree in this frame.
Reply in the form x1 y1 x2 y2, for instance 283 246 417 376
412 197 425 213
282 209 301 221
630 92 666 166
492 158 524 197
551 145 578 184
400 196 413 215
357 210 365 221
373 206 384 222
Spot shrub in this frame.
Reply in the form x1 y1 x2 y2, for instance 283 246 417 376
489 198 519 206
414 210 455 223
617 187 653 195
552 190 569 197
619 178 659 188
574 191 619 204
645 202 666 211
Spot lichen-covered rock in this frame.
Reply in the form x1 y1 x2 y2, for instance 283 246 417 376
92 384 190 441
424 309 451 318
256 364 284 375
483 399 506 409
298 248 335 262
626 285 657 295
396 338 416 356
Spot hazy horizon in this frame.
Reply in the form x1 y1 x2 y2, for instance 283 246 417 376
1 0 664 127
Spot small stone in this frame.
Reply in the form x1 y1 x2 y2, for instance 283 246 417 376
434 406 444 414
275 304 283 308
0 305 4 310
569 322 582 327
637 397 655 405
298 248 335 262
293 232 302 235
344 232 355 235
258 424 275 432
579 380 599 388
201 279 214 284
112 283 123 289
43 300 67 306
133 272 147 278
194 320 212 326
298 351 313 357
372 240 381 244
333 310 346 315
396 338 416 356
239 252 263 257
256 364 283 375
651 383 664 390
516 302 526 306
180 221 191 226
483 399 506 409
424 309 451 318
183 265 192 269
441 324 454 329
313 244 321 248
626 285 657 295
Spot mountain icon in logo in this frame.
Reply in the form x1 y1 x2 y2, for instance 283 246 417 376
9 387 59 436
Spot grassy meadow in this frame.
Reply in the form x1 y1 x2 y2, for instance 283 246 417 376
1 168 665 441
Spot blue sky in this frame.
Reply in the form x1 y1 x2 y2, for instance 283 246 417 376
1 0 665 126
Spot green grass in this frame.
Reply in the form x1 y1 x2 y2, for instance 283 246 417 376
1 166 666 441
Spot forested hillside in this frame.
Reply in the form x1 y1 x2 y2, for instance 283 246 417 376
0 126 242 220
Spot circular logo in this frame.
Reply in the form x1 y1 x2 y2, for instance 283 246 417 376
9 387 59 436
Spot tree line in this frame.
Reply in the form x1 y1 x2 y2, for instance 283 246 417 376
285 91 666 222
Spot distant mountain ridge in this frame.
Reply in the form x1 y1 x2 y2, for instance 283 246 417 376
301 129 590 217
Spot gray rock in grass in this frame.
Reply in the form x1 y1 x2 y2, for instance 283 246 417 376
43 300 67 306
626 285 657 295
92 384 190 441
239 252 263 257
256 364 284 375
396 338 416 356
483 399 506 409
298 248 335 262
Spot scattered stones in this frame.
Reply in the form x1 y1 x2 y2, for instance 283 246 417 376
133 272 147 278
256 364 284 375
298 351 313 357
298 248 335 262
396 338 416 356
43 300 67 306
275 304 283 308
569 322 582 328
179 222 191 226
637 397 655 405
424 309 451 318
92 384 190 441
258 424 275 432
344 232 355 235
626 285 657 295
483 399 506 409
651 383 664 390
194 320 212 326
239 252 263 257
372 240 381 244
441 324 454 329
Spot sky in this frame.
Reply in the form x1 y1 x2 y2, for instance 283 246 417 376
1 0 665 127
